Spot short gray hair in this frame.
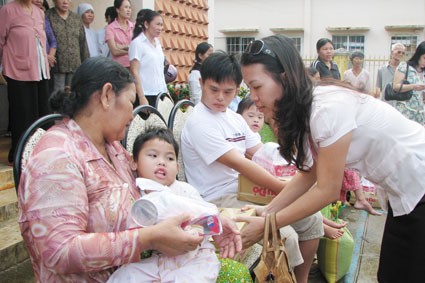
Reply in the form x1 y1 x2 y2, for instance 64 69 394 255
391 42 406 51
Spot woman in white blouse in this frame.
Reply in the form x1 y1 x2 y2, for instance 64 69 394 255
188 42 213 105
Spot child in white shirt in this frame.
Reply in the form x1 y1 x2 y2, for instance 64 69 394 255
108 127 220 283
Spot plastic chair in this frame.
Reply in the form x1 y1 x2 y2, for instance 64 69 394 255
155 92 174 125
123 105 167 154
168 99 195 181
13 113 64 194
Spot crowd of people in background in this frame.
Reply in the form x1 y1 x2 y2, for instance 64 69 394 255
1 1 425 282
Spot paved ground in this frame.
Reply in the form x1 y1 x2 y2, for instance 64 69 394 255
307 206 385 283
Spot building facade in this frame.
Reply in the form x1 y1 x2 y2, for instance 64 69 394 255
213 0 425 59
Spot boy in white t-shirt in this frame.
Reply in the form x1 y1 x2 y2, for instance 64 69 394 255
181 52 324 282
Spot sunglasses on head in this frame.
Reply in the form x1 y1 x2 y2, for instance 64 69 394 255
244 40 277 59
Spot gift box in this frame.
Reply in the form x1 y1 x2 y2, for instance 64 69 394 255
236 174 292 205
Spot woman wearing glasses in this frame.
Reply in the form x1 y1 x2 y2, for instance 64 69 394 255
237 35 425 283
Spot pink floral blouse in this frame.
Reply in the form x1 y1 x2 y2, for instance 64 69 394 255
18 119 142 282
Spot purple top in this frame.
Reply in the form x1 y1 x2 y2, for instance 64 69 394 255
45 18 57 53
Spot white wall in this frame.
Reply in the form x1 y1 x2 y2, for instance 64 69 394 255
214 0 425 57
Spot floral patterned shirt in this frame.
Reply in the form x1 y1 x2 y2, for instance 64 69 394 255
394 62 425 124
18 119 142 282
46 8 89 73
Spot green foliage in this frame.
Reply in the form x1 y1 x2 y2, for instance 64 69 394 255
167 84 190 102
238 86 250 99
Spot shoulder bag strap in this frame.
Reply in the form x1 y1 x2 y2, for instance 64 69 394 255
398 63 410 92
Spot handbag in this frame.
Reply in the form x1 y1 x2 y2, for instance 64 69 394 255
384 64 413 101
253 213 297 283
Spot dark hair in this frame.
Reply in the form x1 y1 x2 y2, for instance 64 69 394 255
113 0 130 21
316 38 334 52
349 50 364 61
407 41 425 70
241 35 313 171
133 9 161 40
42 0 49 11
105 6 116 23
114 0 130 9
190 42 213 73
200 52 242 86
132 126 179 161
49 57 135 118
236 96 255 115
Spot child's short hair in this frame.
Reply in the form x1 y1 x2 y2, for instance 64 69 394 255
200 52 242 86
132 126 179 161
236 96 255 115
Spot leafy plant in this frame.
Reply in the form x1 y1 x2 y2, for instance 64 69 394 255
238 86 250 99
167 84 190 102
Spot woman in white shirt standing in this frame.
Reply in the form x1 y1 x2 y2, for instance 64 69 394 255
188 42 213 105
129 9 167 106
238 35 425 283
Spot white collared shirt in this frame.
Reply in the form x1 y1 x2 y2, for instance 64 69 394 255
129 33 167 96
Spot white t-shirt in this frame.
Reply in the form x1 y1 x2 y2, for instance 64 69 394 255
188 70 202 105
343 68 371 93
310 85 425 216
181 103 261 201
84 26 100 57
129 33 167 96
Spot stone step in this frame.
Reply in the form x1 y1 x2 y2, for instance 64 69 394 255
0 218 28 272
0 166 14 192
0 188 18 223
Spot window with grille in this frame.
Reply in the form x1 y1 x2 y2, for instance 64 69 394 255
332 35 365 52
226 37 255 56
289 37 302 53
391 35 418 58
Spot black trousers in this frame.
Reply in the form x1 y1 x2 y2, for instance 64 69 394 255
6 77 50 162
378 195 425 282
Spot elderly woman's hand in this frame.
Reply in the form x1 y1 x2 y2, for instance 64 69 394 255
233 215 265 249
212 216 242 258
146 214 204 257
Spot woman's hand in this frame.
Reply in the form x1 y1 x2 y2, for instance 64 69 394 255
413 84 425 91
241 204 266 217
47 54 56 67
233 215 265 249
212 216 242 258
146 214 203 257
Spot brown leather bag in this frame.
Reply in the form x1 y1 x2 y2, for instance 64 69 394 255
254 213 297 283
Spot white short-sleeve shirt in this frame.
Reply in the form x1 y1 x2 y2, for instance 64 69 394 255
181 103 261 201
129 33 167 97
310 85 425 216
